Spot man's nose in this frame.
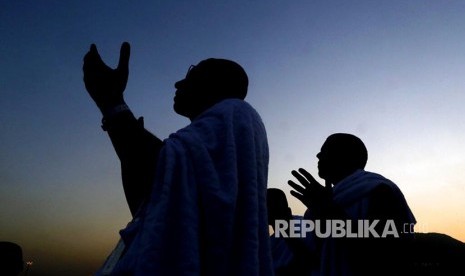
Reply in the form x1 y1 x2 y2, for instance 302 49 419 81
175 79 185 89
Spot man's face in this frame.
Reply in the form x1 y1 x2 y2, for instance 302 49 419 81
174 65 198 117
317 143 330 180
316 140 343 182
173 64 213 119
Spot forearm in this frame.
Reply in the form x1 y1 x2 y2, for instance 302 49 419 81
102 106 163 216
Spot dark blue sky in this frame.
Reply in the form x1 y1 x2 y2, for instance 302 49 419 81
2 1 465 274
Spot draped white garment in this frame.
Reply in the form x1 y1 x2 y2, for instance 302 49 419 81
306 170 416 276
97 99 273 276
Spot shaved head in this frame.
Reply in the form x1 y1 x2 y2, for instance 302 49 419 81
174 58 248 120
317 133 368 184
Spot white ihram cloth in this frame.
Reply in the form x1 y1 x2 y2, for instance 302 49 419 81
98 99 273 275
332 170 416 222
309 170 416 276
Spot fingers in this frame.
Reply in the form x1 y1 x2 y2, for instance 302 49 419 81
298 168 321 188
117 42 130 71
288 168 331 210
288 180 306 195
290 190 305 203
291 170 311 189
87 44 101 61
83 43 104 71
90 43 97 53
288 168 325 195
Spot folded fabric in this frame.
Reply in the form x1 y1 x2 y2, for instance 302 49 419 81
319 169 416 276
333 169 416 223
98 99 273 276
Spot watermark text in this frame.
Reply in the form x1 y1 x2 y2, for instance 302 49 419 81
273 219 404 238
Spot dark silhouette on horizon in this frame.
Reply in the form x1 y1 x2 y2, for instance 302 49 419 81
268 188 293 227
411 232 465 275
288 133 417 275
0 241 23 276
82 42 272 275
267 188 315 276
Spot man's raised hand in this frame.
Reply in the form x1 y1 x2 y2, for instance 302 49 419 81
83 42 131 113
288 168 332 210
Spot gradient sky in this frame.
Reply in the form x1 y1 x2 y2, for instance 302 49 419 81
2 1 465 275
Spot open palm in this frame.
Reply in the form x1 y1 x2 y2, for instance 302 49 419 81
82 42 130 111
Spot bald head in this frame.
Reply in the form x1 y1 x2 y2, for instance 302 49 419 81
267 188 292 226
174 58 248 119
195 58 248 99
317 133 368 184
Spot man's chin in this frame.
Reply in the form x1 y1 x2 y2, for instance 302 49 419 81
173 105 183 116
173 103 191 118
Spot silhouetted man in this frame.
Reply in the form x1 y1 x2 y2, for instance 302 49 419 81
267 188 315 276
83 42 272 275
0 242 24 276
288 133 416 276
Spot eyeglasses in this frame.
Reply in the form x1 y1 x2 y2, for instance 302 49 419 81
185 64 195 78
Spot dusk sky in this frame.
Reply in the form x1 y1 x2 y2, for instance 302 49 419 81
2 1 465 275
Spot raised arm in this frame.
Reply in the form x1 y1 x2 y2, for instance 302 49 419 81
82 42 163 216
